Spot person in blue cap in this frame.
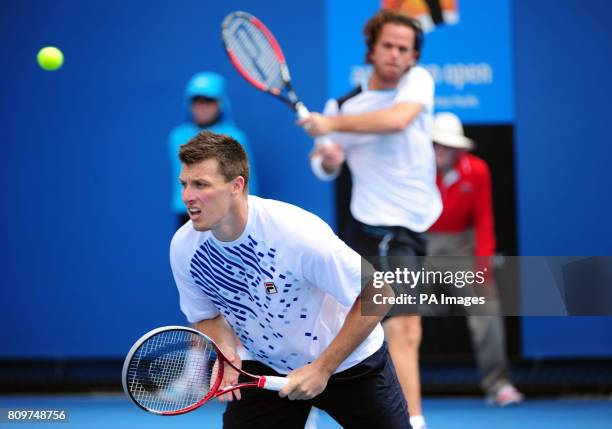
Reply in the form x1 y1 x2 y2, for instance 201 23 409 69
169 71 259 228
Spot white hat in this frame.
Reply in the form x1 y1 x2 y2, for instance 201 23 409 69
432 112 474 150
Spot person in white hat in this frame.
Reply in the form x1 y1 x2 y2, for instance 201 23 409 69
428 112 524 406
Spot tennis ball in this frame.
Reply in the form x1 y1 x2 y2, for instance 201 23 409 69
37 46 64 71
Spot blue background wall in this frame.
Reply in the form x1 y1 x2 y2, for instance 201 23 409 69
1 0 610 359
514 0 612 357
0 0 329 357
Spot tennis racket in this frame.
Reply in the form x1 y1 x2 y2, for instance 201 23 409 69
221 11 333 146
122 326 289 415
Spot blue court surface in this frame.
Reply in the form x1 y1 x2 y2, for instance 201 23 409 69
1 395 611 428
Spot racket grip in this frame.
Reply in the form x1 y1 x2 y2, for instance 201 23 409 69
296 102 334 149
261 375 290 391
295 102 310 120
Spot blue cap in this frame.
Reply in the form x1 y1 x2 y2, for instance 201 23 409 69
185 72 226 100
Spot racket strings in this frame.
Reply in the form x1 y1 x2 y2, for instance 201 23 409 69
224 16 284 90
126 330 217 412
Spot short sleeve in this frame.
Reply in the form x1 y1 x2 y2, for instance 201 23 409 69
170 233 221 323
395 66 434 114
299 219 375 307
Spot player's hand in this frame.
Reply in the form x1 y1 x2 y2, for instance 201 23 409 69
214 347 242 402
278 362 332 400
299 113 334 136
317 142 345 169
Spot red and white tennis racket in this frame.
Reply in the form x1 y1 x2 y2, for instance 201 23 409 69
221 11 333 146
122 326 289 415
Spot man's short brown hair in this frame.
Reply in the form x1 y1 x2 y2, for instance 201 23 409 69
363 9 424 63
179 130 250 190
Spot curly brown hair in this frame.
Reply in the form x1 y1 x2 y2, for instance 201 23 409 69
179 130 250 190
363 9 424 64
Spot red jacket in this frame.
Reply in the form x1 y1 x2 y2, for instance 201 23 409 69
429 153 496 256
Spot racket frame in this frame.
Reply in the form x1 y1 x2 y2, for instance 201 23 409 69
221 11 303 113
221 9 335 152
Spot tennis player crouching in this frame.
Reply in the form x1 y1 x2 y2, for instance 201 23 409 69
170 130 410 428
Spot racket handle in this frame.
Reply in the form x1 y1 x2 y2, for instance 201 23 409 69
261 375 290 391
295 102 310 120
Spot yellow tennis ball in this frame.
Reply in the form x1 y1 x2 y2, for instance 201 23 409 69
37 46 64 71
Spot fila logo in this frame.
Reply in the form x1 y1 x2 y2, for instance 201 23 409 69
264 281 278 294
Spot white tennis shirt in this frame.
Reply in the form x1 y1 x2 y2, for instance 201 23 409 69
170 196 383 374
323 66 442 232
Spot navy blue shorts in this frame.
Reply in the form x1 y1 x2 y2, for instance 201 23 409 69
223 343 411 429
345 218 428 319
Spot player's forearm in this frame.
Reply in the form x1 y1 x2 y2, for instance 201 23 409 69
313 296 383 376
193 315 236 352
314 279 394 374
329 103 421 134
